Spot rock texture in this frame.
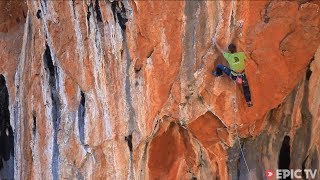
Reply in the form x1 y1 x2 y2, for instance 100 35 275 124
0 0 319 179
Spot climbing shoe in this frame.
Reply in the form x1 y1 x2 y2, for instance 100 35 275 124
212 71 220 77
247 101 253 107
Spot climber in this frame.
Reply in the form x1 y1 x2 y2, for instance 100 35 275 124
211 37 253 107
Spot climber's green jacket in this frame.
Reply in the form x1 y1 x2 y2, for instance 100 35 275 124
223 52 246 74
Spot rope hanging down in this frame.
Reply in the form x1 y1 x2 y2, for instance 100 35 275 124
233 81 252 180
230 0 252 178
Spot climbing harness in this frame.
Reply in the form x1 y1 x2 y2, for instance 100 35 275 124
233 81 252 180
231 71 245 85
229 73 243 85
236 76 243 85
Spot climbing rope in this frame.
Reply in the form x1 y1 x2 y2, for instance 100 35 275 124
232 81 252 180
229 0 252 177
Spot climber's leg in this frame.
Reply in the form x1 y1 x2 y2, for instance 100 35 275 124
241 74 253 107
213 64 231 77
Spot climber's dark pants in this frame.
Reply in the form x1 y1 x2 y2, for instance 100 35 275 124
214 64 252 103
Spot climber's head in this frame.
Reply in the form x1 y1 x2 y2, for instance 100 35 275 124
228 44 237 53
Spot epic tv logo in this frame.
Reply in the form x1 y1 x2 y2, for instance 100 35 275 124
265 169 317 179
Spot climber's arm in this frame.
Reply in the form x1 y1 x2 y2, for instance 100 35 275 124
215 42 225 54
212 37 225 54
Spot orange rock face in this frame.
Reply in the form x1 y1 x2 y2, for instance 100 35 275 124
0 0 319 179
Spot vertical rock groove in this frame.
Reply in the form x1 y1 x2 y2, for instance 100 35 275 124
86 2 93 33
43 44 60 180
112 1 136 178
78 91 86 145
111 1 128 31
94 0 103 23
183 1 200 81
278 136 291 171
32 111 36 137
125 134 133 152
0 75 14 179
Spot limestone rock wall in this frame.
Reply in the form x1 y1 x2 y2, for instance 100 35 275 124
0 0 319 179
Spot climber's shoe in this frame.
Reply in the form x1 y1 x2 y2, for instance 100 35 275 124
212 71 220 77
247 101 253 107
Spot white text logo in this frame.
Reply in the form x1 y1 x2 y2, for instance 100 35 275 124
265 169 317 179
